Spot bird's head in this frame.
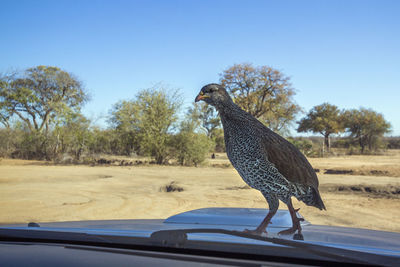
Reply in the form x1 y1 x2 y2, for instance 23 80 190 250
195 83 232 108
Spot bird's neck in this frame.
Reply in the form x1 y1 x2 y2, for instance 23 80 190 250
216 100 250 127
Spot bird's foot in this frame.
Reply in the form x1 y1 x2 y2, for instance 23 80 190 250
278 228 304 240
278 217 304 236
293 233 304 240
243 227 267 236
243 220 272 236
278 227 297 235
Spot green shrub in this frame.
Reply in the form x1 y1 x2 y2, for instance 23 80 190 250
288 137 322 157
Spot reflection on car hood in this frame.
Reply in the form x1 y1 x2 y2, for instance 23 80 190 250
2 208 400 257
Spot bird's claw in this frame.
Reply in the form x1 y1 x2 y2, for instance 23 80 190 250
278 227 297 235
243 228 267 236
293 233 304 240
278 229 304 240
278 219 303 236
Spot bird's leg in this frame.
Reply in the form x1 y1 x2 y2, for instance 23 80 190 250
244 209 276 235
244 193 279 236
278 198 304 235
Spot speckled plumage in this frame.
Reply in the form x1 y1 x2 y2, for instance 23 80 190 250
220 98 325 210
195 83 325 235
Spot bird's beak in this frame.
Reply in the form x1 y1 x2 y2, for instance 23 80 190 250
195 91 208 102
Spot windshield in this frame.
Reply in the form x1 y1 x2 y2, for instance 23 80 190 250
0 0 399 251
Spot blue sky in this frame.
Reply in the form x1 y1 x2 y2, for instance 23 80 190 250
1 0 399 135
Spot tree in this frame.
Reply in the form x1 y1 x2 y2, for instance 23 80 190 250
0 66 89 133
212 128 225 152
188 102 221 138
137 87 181 164
297 103 344 152
109 100 141 155
0 127 13 156
0 101 11 128
287 137 315 157
52 112 92 161
88 128 119 155
220 63 301 133
0 78 13 128
343 108 391 153
109 86 181 164
186 102 223 151
173 113 213 166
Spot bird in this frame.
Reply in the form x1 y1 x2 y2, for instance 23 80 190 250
195 83 326 236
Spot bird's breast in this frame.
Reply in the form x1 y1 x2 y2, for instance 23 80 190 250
224 127 262 165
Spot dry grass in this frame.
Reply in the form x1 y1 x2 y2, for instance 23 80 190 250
1 150 399 232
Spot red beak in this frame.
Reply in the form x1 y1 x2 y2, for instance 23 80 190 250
195 94 205 102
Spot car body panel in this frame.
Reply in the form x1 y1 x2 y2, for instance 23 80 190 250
1 208 400 257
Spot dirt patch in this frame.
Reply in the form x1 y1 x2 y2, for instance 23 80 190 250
210 163 232 168
2 156 400 232
62 201 92 206
321 184 400 199
323 168 397 177
224 185 251 190
96 158 138 166
98 175 113 179
160 181 184 192
308 151 400 178
0 158 50 166
324 169 353 175
357 169 391 176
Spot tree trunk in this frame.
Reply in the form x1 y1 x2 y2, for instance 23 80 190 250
76 147 82 161
324 134 330 153
156 155 164 164
367 135 373 151
359 137 365 154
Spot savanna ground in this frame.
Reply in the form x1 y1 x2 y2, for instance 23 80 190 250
1 150 400 232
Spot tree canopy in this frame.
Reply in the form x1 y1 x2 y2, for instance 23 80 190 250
187 102 221 137
0 64 396 162
0 66 89 133
343 108 391 153
220 63 301 133
297 103 344 151
173 108 213 166
109 86 182 163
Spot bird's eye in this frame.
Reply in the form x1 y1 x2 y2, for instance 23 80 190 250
209 86 218 93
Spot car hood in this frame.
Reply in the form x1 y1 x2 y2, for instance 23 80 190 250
1 208 400 257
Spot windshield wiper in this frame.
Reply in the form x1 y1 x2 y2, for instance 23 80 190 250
150 228 399 266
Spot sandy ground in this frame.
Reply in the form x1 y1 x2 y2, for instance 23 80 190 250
1 151 400 232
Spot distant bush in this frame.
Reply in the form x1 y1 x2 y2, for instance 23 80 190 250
0 128 13 157
332 136 388 155
385 136 400 149
172 127 213 167
288 137 322 157
212 128 226 152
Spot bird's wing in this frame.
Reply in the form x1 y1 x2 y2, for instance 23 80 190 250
259 129 319 189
